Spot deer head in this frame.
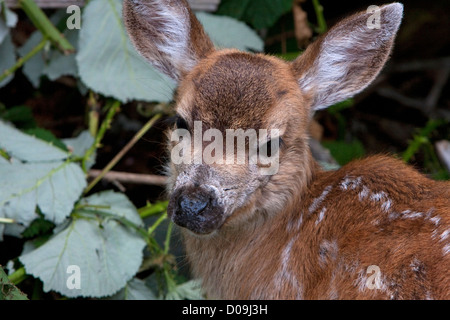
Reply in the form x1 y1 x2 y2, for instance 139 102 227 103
123 0 403 235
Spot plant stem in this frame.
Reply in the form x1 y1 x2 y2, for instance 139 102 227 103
0 217 15 224
402 119 446 162
312 0 327 34
82 100 121 173
87 91 100 138
0 37 47 83
164 221 173 255
147 213 167 236
84 113 162 194
138 201 168 219
8 267 27 285
19 0 74 54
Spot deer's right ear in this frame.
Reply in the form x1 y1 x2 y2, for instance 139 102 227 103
123 0 214 82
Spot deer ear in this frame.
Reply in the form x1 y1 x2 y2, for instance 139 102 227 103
292 3 403 111
123 0 214 82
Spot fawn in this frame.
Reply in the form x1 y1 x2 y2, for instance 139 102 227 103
124 0 450 299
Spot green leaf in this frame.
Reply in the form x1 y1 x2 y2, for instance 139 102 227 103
77 0 174 103
165 279 204 300
0 2 18 44
21 216 55 239
0 161 86 235
0 105 37 129
25 127 68 152
0 32 15 88
0 121 86 238
62 130 95 169
18 10 76 88
0 120 69 162
17 31 46 88
217 0 293 30
197 12 264 52
322 140 366 166
0 265 28 300
108 277 157 300
42 28 79 81
20 191 146 298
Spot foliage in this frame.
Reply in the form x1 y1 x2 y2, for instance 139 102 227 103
217 0 293 30
0 0 447 301
0 0 265 300
0 265 27 300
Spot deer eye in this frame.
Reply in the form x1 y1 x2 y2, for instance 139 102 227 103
259 137 284 157
176 116 189 130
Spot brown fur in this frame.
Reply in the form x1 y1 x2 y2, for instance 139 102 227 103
183 156 450 299
123 1 450 299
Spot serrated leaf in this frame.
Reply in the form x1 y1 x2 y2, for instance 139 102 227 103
77 0 174 103
165 279 204 300
42 28 79 81
62 130 95 170
21 217 55 239
0 120 68 162
0 105 37 129
0 2 18 44
20 191 146 298
0 161 86 233
108 277 157 300
18 10 75 88
78 190 143 226
0 121 86 238
25 127 68 152
0 32 15 88
197 12 263 52
0 265 28 300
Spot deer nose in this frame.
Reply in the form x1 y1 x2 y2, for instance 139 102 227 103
177 193 210 216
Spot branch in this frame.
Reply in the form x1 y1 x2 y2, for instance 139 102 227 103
87 170 167 186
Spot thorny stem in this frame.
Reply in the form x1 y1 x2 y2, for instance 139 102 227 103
0 37 47 83
19 0 74 54
8 267 27 285
83 113 162 194
139 201 168 219
82 100 121 173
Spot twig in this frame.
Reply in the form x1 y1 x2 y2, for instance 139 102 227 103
312 0 327 34
82 100 121 172
87 170 167 186
84 113 162 194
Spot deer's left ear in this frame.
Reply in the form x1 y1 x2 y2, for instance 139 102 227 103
292 3 403 111
123 0 215 82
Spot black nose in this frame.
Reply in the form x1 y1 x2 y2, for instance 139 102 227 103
177 193 210 216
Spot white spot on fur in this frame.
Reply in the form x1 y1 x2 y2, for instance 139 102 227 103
429 216 441 226
358 185 370 201
401 210 423 219
274 235 303 299
443 244 450 256
287 212 304 233
315 207 327 226
440 229 450 242
309 185 332 214
340 176 362 191
319 239 338 267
